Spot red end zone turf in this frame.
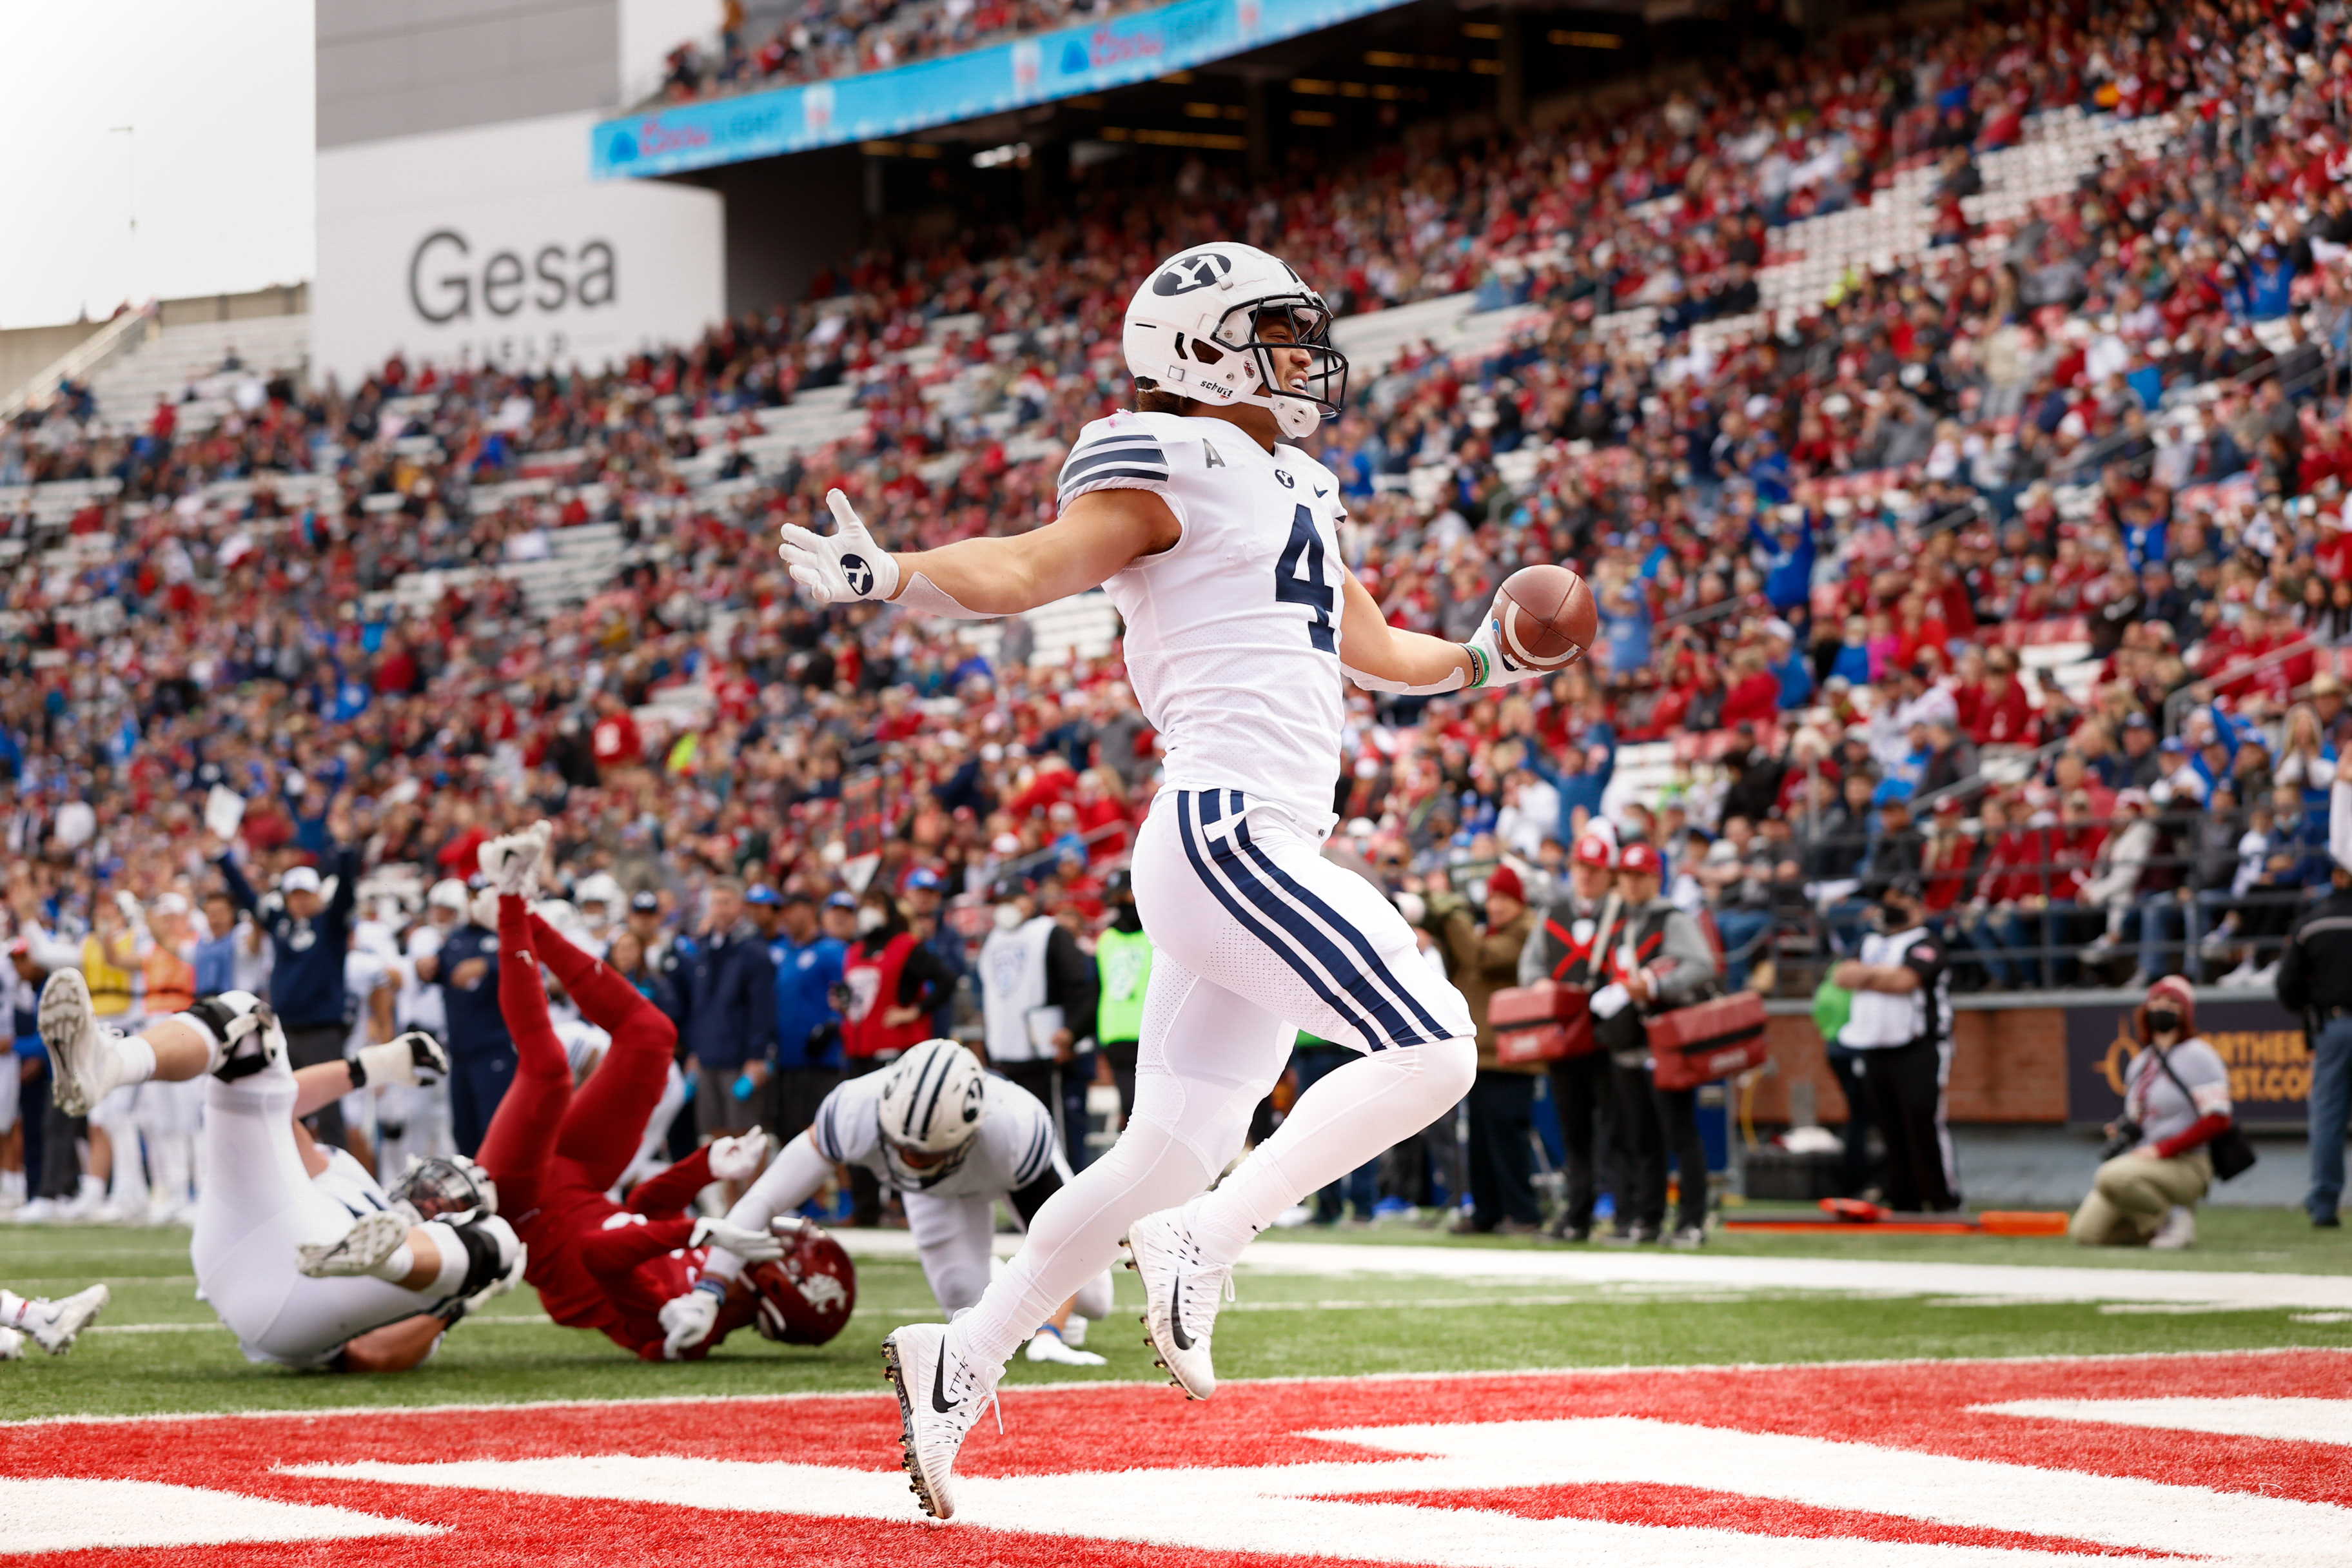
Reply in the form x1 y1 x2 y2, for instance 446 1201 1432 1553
3 1350 2347 1565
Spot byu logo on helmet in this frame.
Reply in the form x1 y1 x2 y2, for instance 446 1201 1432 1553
1152 251 1234 296
839 553 874 596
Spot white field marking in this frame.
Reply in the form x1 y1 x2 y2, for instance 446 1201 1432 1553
84 1315 562 1335
291 1415 2352 1568
1233 1240 2352 1311
2293 1312 2352 1324
1975 1396 2352 1446
2097 1302 2288 1315
0 1477 440 1552
8 1346 2346 1429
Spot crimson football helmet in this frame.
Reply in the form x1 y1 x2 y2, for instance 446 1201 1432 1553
747 1217 856 1346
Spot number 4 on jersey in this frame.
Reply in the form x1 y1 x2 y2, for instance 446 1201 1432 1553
1273 505 1336 653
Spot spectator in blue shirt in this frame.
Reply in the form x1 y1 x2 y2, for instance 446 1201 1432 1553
192 890 242 997
1749 505 1816 612
759 886 847 1145
213 804 359 1148
678 877 778 1142
1528 722 1618 845
416 894 512 1157
901 866 965 1039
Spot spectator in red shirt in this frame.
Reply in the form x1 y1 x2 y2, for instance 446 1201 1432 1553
1957 792 2048 988
591 693 645 782
1970 649 2035 747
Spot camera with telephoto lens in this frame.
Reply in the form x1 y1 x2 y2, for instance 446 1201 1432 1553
2098 1119 2143 1162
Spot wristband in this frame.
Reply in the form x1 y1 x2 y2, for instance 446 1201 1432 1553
694 1276 730 1301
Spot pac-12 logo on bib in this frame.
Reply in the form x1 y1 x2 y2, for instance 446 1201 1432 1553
839 553 874 596
1152 252 1233 295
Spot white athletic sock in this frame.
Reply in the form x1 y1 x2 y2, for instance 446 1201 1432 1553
115 1034 157 1087
1186 1039 1476 1268
418 1221 471 1295
370 1241 418 1284
954 1119 1220 1369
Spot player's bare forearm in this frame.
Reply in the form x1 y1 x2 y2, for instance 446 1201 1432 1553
886 489 1179 617
1337 571 1473 689
292 1061 356 1118
339 1315 445 1373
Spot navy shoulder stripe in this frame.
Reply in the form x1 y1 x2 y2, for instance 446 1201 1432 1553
1059 467 1171 496
1061 444 1168 482
1018 1112 1054 1183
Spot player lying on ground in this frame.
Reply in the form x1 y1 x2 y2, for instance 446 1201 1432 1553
39 970 520 1371
662 1038 1115 1366
463 823 838 1360
0 1284 111 1360
781 240 1588 1517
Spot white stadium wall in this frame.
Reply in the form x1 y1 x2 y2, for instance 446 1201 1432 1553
313 110 723 387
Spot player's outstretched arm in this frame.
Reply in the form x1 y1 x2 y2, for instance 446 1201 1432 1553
779 487 1177 618
1335 570 1548 695
338 1315 447 1373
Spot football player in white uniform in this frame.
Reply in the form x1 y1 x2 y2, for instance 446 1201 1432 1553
660 1039 1114 1364
779 240 1576 1516
37 969 522 1371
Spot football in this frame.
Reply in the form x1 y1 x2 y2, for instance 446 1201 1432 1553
1493 563 1597 671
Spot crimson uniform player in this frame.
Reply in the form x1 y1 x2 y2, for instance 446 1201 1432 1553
451 822 812 1359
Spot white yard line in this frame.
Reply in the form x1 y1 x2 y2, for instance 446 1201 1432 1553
832 1231 2352 1310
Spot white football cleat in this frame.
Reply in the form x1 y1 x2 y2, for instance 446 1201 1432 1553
1125 1208 1233 1400
882 1321 1002 1521
296 1210 410 1279
2150 1205 2197 1250
12 1283 110 1355
1025 1328 1107 1367
40 970 122 1117
0 1327 21 1360
478 821 552 897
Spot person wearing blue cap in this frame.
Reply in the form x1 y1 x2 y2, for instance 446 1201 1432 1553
901 866 966 1041
762 887 845 1147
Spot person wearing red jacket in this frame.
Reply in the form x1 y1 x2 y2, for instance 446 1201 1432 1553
1956 792 2047 989
2069 977 2235 1249
473 823 779 1360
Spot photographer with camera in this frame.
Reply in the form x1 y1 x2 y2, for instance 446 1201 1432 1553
2070 977 2237 1250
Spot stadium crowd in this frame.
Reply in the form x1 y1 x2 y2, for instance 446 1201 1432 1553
4 0 2352 1229
649 0 1154 102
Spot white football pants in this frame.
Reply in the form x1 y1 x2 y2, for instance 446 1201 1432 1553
956 789 1475 1367
191 1055 445 1367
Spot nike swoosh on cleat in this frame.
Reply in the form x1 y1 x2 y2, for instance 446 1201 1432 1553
930 1345 963 1413
1168 1265 1193 1351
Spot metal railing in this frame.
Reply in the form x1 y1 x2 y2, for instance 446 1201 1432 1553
0 302 157 423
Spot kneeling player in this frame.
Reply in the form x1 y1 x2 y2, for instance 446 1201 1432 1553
464 823 794 1360
662 1039 1114 1365
38 971 520 1372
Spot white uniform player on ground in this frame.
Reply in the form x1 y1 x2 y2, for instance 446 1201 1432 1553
779 240 1579 1518
661 1039 1114 1364
36 968 524 1372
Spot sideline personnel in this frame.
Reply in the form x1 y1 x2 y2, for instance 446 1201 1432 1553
2277 834 2352 1229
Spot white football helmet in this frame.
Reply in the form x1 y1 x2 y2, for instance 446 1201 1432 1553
876 1039 987 1189
1122 242 1348 440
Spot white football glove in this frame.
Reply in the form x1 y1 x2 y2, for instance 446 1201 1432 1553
658 1287 720 1360
354 1031 448 1090
690 1215 784 1263
779 489 901 607
1462 589 1554 691
707 1126 770 1184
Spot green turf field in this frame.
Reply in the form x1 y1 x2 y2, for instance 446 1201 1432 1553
3 1211 2346 1422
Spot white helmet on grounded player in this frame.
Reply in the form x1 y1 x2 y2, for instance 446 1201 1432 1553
876 1039 987 1190
1123 241 1348 442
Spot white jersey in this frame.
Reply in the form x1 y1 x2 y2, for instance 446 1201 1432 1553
311 1144 395 1219
810 1070 1058 1199
1063 410 1348 824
